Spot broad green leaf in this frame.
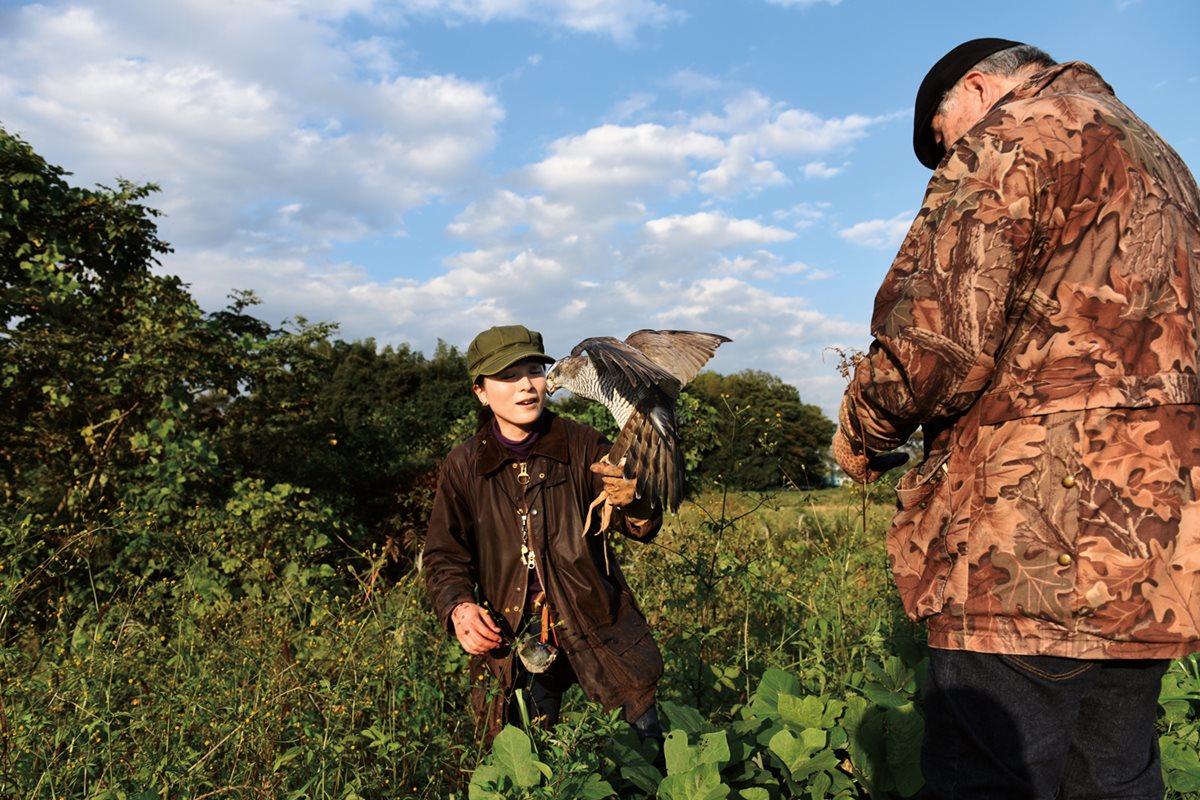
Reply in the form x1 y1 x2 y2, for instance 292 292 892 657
467 764 506 800
1161 737 1200 791
664 729 694 774
778 693 844 731
769 728 837 780
664 729 731 776
489 726 546 788
578 774 616 799
695 731 731 768
857 682 912 709
807 770 833 799
884 705 924 797
662 700 709 735
657 762 731 800
750 668 802 718
622 762 664 794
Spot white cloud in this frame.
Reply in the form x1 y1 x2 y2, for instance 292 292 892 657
643 212 795 251
691 90 775 134
756 109 875 155
802 161 841 179
838 212 915 249
446 190 578 241
697 137 787 196
1 0 896 422
773 202 831 231
522 94 887 211
690 90 882 160
716 251 828 282
525 123 725 207
612 92 657 121
0 1 503 254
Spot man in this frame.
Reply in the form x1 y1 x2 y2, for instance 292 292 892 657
833 38 1200 798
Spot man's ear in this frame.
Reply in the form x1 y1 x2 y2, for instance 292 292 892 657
958 70 991 107
964 69 1017 110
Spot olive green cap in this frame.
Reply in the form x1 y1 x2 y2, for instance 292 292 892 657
467 324 555 381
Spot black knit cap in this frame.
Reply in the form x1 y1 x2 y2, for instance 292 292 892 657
913 37 1024 169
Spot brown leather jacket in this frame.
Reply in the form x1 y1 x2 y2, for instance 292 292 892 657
422 411 663 738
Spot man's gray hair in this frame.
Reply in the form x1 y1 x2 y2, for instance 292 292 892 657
974 44 1056 77
938 45 1056 112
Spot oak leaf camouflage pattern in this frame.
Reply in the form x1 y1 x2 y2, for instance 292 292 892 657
842 62 1200 659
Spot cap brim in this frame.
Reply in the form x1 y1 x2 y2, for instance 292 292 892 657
473 349 555 380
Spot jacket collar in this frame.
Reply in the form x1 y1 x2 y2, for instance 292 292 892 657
999 61 1114 109
475 410 570 476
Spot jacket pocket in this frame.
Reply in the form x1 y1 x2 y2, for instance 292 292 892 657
586 600 663 685
590 630 664 690
889 450 958 620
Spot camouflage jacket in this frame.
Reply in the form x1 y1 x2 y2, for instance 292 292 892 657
842 62 1200 658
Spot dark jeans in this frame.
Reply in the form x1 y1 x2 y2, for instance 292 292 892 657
920 648 1169 800
509 651 663 741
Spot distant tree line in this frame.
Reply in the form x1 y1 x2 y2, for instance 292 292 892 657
1 124 835 579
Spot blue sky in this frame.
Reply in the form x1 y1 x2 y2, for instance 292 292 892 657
2 0 1197 417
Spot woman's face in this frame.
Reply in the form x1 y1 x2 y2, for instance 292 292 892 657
474 358 548 441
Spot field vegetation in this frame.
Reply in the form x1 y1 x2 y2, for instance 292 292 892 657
4 126 1200 799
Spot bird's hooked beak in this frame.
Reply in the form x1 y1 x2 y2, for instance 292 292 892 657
545 369 559 395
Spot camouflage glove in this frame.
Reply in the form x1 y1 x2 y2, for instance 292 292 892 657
832 428 909 484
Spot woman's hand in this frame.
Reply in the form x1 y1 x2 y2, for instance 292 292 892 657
590 460 655 522
590 460 639 506
451 602 503 655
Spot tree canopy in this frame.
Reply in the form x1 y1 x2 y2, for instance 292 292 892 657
688 369 836 490
2 123 836 562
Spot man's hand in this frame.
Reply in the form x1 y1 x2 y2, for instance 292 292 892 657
832 428 909 484
451 602 503 655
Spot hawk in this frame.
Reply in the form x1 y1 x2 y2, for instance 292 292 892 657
546 329 730 535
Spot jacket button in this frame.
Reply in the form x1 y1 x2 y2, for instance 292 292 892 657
1057 553 1072 567
1061 475 1076 489
531 509 538 515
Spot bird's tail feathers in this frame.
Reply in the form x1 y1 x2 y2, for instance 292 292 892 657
611 405 682 513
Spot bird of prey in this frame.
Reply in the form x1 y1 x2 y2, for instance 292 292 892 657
545 329 730 537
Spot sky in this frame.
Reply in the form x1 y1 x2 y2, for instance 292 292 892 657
2 0 1198 418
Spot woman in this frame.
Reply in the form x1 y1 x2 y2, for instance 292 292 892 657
422 324 664 744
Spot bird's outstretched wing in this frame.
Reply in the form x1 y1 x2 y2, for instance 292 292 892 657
623 330 732 388
585 331 729 513
571 336 681 402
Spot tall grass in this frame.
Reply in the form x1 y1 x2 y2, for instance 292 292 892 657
4 485 1199 797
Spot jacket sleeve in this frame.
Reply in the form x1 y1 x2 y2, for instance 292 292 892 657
843 123 1040 452
422 454 480 633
